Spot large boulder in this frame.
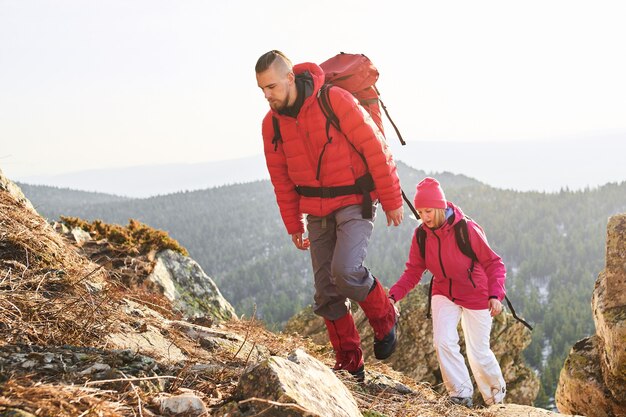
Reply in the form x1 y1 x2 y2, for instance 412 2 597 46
147 249 237 323
216 349 362 417
556 213 626 416
286 284 539 405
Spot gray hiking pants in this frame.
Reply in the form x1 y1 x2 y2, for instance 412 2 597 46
307 203 377 320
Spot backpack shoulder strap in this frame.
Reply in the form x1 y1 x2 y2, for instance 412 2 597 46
414 224 433 319
415 225 427 259
314 84 342 180
454 217 478 262
317 84 341 133
272 116 282 151
316 84 368 171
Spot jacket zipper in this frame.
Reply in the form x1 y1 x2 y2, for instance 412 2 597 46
467 269 477 288
298 120 318 179
433 230 454 301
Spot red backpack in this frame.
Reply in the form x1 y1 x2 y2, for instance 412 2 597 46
318 52 404 144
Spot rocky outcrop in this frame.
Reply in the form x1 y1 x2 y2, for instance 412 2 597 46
556 213 626 417
105 298 265 365
147 249 237 323
0 168 36 213
286 284 540 406
52 217 237 324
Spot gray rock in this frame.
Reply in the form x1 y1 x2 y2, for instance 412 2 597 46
366 370 414 394
79 363 111 375
107 322 186 364
42 353 55 364
20 360 37 369
70 227 92 246
168 320 269 363
0 344 164 385
159 392 208 416
235 349 361 417
147 249 237 322
52 221 70 234
107 299 187 363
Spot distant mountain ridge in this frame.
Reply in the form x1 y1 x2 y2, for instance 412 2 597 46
18 155 270 198
15 132 626 197
388 133 625 192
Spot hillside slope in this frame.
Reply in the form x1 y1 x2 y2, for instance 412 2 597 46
18 163 626 406
0 168 577 417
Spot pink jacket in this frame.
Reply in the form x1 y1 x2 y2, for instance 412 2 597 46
389 203 506 310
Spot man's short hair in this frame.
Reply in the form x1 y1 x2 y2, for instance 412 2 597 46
255 50 293 74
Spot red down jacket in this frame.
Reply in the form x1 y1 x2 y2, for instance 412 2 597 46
261 62 403 235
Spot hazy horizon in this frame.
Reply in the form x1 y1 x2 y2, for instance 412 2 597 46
12 132 625 198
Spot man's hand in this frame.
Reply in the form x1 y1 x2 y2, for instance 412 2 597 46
291 233 310 250
489 298 503 317
386 206 404 226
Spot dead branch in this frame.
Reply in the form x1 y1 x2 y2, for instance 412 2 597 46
239 397 313 416
84 375 181 386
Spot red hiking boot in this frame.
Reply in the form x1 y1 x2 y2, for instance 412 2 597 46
358 278 398 360
324 313 365 382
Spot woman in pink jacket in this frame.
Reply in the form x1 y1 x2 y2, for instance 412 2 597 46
389 177 506 407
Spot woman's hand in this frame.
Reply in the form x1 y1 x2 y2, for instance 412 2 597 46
389 296 400 317
489 298 503 317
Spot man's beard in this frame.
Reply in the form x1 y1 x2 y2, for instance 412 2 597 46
271 90 291 111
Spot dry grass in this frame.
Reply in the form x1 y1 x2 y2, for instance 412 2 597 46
0 378 128 417
0 192 124 347
61 216 188 257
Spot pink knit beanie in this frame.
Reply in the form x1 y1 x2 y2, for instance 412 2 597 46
414 177 447 209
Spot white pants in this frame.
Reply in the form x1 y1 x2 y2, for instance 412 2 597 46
431 295 506 405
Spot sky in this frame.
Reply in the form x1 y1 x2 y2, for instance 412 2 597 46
1 0 625 190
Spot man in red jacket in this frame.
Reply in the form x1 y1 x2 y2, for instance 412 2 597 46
255 50 404 380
